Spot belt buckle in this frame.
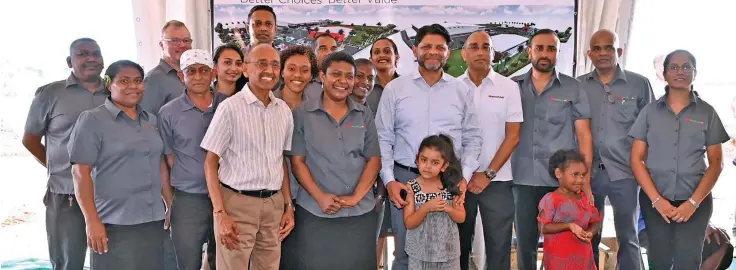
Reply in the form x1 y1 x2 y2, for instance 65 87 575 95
258 190 265 197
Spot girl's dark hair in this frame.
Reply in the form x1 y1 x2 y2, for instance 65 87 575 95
105 60 144 82
213 43 244 63
548 149 586 180
369 37 399 57
663 49 697 93
280 45 319 79
417 134 462 196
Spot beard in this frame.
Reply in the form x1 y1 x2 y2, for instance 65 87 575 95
418 56 446 71
532 57 556 72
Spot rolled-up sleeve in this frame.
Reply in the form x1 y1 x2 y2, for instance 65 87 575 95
572 83 592 120
289 108 307 157
200 102 232 157
460 83 482 181
628 106 650 142
375 82 397 185
362 109 381 158
24 87 51 136
67 111 101 166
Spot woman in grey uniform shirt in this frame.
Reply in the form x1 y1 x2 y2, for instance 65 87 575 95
629 50 729 270
68 60 167 270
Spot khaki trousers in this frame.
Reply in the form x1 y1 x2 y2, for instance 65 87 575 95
216 187 284 270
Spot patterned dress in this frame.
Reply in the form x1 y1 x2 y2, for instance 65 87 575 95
404 179 461 270
537 191 601 270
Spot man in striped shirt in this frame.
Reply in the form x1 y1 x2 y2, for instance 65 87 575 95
201 44 294 269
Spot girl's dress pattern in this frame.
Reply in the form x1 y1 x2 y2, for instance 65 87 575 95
537 191 601 270
404 179 461 270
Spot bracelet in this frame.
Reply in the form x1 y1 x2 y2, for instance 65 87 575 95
651 196 661 208
285 201 294 209
688 198 699 208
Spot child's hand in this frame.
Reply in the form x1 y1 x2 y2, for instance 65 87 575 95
569 223 590 243
421 197 447 212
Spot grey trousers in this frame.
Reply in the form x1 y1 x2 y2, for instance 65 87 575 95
91 220 165 270
389 165 420 270
459 181 515 270
513 184 557 270
640 193 713 270
170 189 216 270
44 191 87 270
590 169 644 270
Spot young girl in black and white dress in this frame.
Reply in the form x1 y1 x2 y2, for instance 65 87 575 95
403 134 466 270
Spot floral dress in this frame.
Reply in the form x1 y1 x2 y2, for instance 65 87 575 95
537 191 601 270
404 179 460 270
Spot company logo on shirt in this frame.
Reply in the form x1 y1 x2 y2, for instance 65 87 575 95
550 97 568 103
684 117 704 125
347 125 365 129
488 95 505 99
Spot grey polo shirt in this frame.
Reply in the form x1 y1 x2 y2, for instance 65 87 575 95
578 65 654 181
274 86 307 199
67 98 166 225
290 96 381 218
628 92 729 201
301 79 327 101
511 69 591 187
141 59 185 115
24 73 109 195
158 90 229 194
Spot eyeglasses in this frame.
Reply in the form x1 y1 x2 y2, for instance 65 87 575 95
603 84 614 104
162 38 193 45
666 64 695 73
246 60 280 70
464 44 491 52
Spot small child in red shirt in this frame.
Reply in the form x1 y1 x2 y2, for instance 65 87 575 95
538 149 602 270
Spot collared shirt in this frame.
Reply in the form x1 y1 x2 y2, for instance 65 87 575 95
376 71 482 184
141 59 185 115
301 79 328 100
578 65 654 181
365 73 399 114
24 73 109 195
67 99 165 225
511 69 591 187
200 84 293 191
291 96 381 218
158 90 229 194
458 70 523 182
628 92 729 201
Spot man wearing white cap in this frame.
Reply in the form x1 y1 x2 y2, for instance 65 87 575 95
158 49 228 270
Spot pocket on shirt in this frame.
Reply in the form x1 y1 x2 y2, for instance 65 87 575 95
688 125 707 149
545 102 568 125
614 102 638 124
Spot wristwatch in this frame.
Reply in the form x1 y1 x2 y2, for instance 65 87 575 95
484 169 497 180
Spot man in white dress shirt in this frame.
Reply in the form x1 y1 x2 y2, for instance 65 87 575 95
457 31 523 270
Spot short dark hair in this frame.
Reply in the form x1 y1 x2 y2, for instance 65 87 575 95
547 149 586 180
280 45 319 79
663 49 697 93
414 24 451 46
528 28 559 46
321 51 355 74
312 33 337 49
248 5 277 23
213 43 244 63
369 37 399 57
355 58 375 70
105 60 144 82
69 38 97 56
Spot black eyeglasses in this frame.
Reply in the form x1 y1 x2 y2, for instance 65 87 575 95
603 84 614 104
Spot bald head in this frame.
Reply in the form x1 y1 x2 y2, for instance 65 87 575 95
462 31 493 72
587 29 622 71
245 44 280 91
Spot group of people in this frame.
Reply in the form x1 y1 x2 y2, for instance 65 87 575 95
22 4 732 270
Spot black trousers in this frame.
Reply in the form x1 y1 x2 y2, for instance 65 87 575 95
459 181 515 270
91 220 165 270
640 193 713 270
44 191 87 270
513 184 557 270
170 189 216 270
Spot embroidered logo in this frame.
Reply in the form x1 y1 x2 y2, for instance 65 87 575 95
684 117 704 125
488 95 505 99
347 125 365 128
550 97 568 103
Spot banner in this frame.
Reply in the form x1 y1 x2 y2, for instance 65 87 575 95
212 0 577 77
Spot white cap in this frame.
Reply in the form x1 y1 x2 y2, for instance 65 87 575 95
180 49 213 71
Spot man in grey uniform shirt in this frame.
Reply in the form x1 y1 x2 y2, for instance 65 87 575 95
510 29 593 270
376 24 480 270
140 20 192 115
22 38 107 270
578 29 653 270
301 34 339 99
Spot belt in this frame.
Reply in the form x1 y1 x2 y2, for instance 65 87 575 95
394 161 419 174
221 183 279 198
